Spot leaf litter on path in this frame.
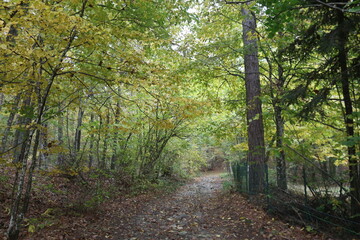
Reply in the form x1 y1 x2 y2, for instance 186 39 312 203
25 172 336 240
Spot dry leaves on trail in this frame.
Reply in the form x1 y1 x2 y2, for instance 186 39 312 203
14 172 337 240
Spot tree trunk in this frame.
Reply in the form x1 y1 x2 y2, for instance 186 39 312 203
74 104 84 155
89 113 95 168
97 115 103 168
274 65 287 190
38 123 48 170
22 127 41 217
274 104 287 190
1 94 21 154
57 104 65 167
101 109 110 169
7 132 32 240
0 93 4 110
241 5 266 194
110 101 121 170
337 11 360 218
12 96 32 164
7 93 33 240
8 75 55 239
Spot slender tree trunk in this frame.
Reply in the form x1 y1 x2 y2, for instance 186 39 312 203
8 75 55 239
274 104 287 190
12 96 32 164
8 91 33 240
101 108 110 169
1 94 21 154
74 104 84 155
57 104 65 167
274 65 287 190
6 16 30 239
89 113 95 168
241 5 266 194
97 114 103 168
38 123 48 170
22 127 41 216
338 11 360 218
7 130 32 240
111 102 121 170
0 93 4 110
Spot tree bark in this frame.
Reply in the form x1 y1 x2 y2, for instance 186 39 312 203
97 114 103 168
101 108 110 169
1 94 21 154
241 5 266 194
110 101 121 170
0 93 4 110
38 123 48 170
274 64 287 190
12 96 32 164
89 113 95 168
57 103 65 167
74 104 84 155
337 10 360 218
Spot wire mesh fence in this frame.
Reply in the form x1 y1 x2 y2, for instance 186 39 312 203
231 159 360 237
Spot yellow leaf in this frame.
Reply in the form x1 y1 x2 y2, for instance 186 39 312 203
28 224 36 233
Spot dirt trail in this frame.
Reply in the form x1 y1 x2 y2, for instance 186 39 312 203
114 172 224 240
107 172 328 240
25 171 331 240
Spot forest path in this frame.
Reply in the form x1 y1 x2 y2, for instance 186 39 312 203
113 171 230 240
26 171 330 240
105 171 327 240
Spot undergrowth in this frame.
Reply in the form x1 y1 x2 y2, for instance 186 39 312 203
0 165 190 237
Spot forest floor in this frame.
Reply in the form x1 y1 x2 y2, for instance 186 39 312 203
14 170 341 240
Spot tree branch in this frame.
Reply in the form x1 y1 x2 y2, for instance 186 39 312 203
225 0 254 4
315 0 346 12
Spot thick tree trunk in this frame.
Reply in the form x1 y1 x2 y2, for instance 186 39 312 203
241 6 266 194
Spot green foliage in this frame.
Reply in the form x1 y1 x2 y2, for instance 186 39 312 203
0 174 10 185
40 183 65 195
73 180 112 212
222 179 235 192
221 173 236 192
25 210 56 234
129 178 184 196
82 189 110 210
